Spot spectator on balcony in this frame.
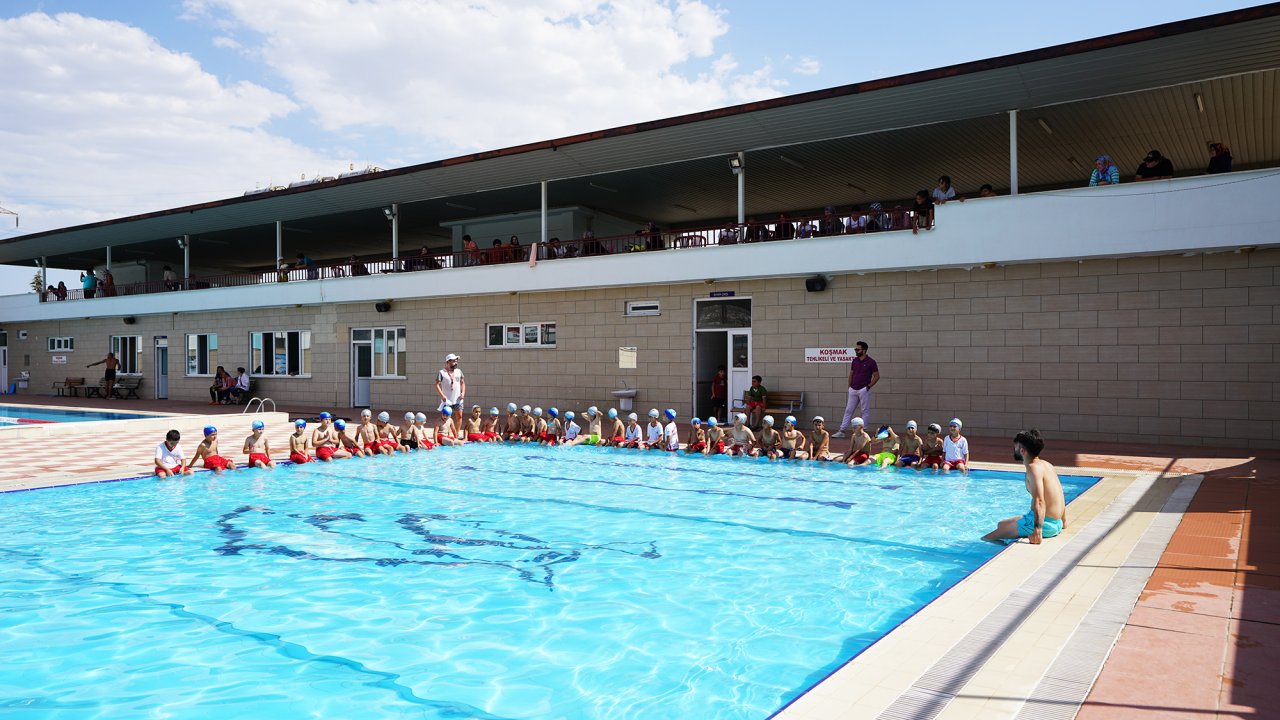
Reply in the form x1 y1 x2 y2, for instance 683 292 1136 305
718 223 738 245
775 212 795 240
102 270 116 297
912 191 934 235
847 205 871 234
818 206 844 236
162 265 179 291
83 269 99 298
462 235 480 265
295 253 319 280
349 255 369 276
546 237 566 258
276 258 290 282
509 235 525 262
644 221 664 251
978 184 997 198
489 239 504 264
626 230 646 252
796 221 816 238
46 284 58 301
742 217 765 243
1206 142 1232 174
866 202 890 232
1089 155 1120 186
1133 150 1174 181
581 230 606 257
54 281 68 300
932 176 962 203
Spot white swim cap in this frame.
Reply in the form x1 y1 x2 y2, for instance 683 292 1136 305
763 415 775 426
735 413 747 424
507 402 517 413
521 405 531 413
377 411 391 422
851 417 865 427
361 409 372 417
785 416 796 425
627 413 638 421
416 412 427 422
906 420 918 429
607 408 618 418
404 412 415 421
648 408 660 418
812 416 825 423
950 418 963 428
533 407 543 416
588 406 599 416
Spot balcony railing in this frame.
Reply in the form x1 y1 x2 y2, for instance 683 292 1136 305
38 206 930 303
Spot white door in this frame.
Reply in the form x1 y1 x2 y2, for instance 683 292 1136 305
154 338 169 399
727 330 752 411
351 342 372 407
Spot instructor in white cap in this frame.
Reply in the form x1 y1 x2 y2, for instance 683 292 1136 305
436 353 466 436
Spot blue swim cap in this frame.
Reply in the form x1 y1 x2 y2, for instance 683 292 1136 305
785 415 797 425
334 419 346 429
295 419 306 427
664 409 677 420
203 425 217 436
691 417 702 425
319 411 332 420
565 411 575 420
251 420 265 430
490 407 500 415
548 407 558 418
442 406 453 416
707 417 718 427
608 408 618 418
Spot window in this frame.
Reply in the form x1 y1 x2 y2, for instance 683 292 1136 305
249 331 312 376
487 322 556 348
186 333 218 376
110 335 141 374
48 336 74 352
371 327 406 378
695 299 752 329
625 300 661 317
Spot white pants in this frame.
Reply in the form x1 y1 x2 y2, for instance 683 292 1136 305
840 386 871 432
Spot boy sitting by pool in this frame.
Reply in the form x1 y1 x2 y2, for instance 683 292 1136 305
685 418 706 453
413 412 436 449
809 416 831 461
436 407 465 446
662 409 680 451
943 418 969 475
334 419 366 458
745 375 768 430
399 412 420 450
312 412 350 461
757 415 781 461
621 413 642 448
563 411 583 445
920 423 945 471
374 411 404 453
155 429 192 477
895 421 923 468
288 419 312 464
243 420 275 469
704 416 726 455
503 403 521 441
604 408 625 446
870 425 898 469
482 407 502 441
188 425 236 473
779 416 807 460
465 406 487 443
726 413 758 457
840 417 872 466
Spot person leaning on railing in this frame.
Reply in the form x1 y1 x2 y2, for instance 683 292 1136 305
1089 155 1120 186
912 191 934 235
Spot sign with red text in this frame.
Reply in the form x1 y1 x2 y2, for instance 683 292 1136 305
804 347 856 363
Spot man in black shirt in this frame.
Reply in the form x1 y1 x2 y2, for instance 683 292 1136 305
1134 150 1174 181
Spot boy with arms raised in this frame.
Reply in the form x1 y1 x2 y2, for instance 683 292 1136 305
983 429 1066 545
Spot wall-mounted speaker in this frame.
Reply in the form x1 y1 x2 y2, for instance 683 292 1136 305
374 302 392 313
123 316 137 325
804 276 827 293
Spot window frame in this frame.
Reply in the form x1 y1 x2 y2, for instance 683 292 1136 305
47 336 75 352
359 326 407 379
185 333 218 377
486 321 556 349
625 300 661 317
248 330 312 378
109 335 142 375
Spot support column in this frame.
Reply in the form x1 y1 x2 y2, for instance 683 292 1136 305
736 151 746 225
275 221 283 271
182 235 190 290
390 203 400 262
106 246 112 272
39 256 46 293
1008 109 1019 196
540 180 548 245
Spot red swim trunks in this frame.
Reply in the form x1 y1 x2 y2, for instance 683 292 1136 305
316 446 336 461
289 451 310 464
248 452 271 467
203 455 232 471
943 460 967 470
922 454 944 468
467 432 486 442
363 442 381 454
849 452 870 464
484 432 499 441
155 464 183 476
612 435 625 445
713 441 726 454
686 441 706 453
380 439 399 450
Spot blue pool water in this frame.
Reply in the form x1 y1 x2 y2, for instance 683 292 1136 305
0 445 1098 719
0 405 158 425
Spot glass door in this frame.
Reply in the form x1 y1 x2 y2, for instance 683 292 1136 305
154 337 168 399
351 329 372 407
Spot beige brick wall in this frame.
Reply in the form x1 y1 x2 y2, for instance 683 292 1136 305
7 248 1277 448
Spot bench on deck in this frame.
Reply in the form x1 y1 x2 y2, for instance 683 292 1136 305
735 390 806 417
52 377 86 396
113 376 143 399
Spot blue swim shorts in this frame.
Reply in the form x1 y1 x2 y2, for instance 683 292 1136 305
1017 511 1063 539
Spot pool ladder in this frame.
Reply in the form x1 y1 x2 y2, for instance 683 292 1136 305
241 397 276 415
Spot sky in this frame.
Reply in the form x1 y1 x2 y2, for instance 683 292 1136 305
0 0 1265 292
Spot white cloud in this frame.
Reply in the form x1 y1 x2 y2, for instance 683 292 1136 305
185 0 786 154
0 12 341 240
212 35 242 50
792 56 820 76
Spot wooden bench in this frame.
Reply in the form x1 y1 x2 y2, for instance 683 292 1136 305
736 390 806 416
52 377 86 396
113 376 143 399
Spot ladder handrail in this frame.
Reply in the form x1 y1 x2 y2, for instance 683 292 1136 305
240 397 276 414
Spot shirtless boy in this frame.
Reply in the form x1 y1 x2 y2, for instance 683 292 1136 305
779 416 808 461
983 429 1066 545
465 406 488 443
437 408 465 446
685 418 706 454
518 405 536 442
155 429 192 477
895 421 924 468
757 416 781 461
482 407 502 441
243 420 275 469
312 412 348 461
581 406 604 446
503 403 522 441
604 408 626 446
943 418 969 475
334 419 366 458
726 413 758 457
287 419 312 464
357 409 387 456
188 426 236 473
920 423 945 471
704 416 726 455
870 425 899 468
413 412 436 449
841 417 872 466
375 411 404 453
809 416 831 461
399 412 420 450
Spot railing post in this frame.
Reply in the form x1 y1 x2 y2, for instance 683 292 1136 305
182 234 190 290
1009 109 1019 196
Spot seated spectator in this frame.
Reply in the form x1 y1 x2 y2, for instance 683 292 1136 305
626 230 646 252
296 252 319 280
742 217 766 243
977 183 997 198
546 237 566 258
489 239 504 264
1134 150 1174 181
1089 155 1120 186
580 231 606 257
718 223 738 245
932 175 962 203
644 221 664 251
405 246 430 271
508 235 525 262
796 222 816 238
349 255 369 276
818 206 843 236
866 202 889 232
776 212 795 240
228 367 250 403
912 190 934 234
45 284 56 302
1206 142 1232 174
162 265 179 291
276 259 290 282
55 281 68 301
847 205 870 233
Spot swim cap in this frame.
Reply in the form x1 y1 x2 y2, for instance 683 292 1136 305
813 416 825 423
507 402 517 413
319 411 332 420
295 419 307 427
707 417 718 427
875 426 890 439
851 417 865 427
377 411 390 422
472 404 481 410
565 411 575 420
735 413 747 424
203 425 217 436
950 418 963 429
490 407 500 415
361 409 372 417
664 409 676 420
627 413 637 421
785 416 796 425
533 407 543 417
691 418 702 425
548 407 558 418
415 412 427 423
522 405 531 413
607 408 617 419
442 407 453 416
928 423 942 432
251 420 265 430
906 420 917 429
648 409 660 418
404 412 415 421
763 415 774 426
588 406 598 416
334 419 346 430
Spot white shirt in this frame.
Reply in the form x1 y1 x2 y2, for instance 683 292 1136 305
235 373 250 391
663 421 679 450
944 434 969 462
646 421 663 444
932 186 956 203
563 421 581 440
156 441 184 467
625 424 642 441
436 367 464 404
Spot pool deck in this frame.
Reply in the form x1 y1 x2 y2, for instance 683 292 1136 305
2 394 1277 718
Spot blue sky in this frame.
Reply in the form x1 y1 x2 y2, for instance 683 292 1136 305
0 0 1265 291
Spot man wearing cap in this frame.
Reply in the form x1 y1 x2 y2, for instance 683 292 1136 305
834 341 879 438
1133 150 1174 182
436 354 466 436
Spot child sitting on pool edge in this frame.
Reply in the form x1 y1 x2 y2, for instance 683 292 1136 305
155 429 192 477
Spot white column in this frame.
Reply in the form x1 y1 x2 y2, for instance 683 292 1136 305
275 220 283 271
106 245 112 271
390 203 400 261
182 235 190 290
540 180 548 245
736 151 745 225
39 256 46 292
1008 109 1019 196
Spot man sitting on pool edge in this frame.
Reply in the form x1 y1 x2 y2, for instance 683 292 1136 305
982 429 1066 545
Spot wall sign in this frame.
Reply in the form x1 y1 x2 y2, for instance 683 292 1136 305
52 355 67 364
709 290 735 298
804 347 857 363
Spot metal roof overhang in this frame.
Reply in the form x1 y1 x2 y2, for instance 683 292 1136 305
4 4 1279 266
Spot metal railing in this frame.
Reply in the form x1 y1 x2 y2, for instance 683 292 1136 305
38 206 930 303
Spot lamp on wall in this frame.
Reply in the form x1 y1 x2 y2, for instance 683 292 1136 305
728 155 743 175
381 207 395 222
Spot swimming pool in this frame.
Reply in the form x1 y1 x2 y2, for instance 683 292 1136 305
0 405 160 425
0 445 1097 719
